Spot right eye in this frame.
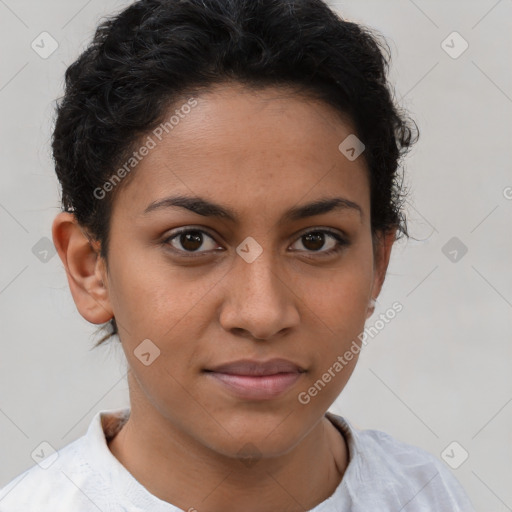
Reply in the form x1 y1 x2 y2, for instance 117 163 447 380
163 228 222 256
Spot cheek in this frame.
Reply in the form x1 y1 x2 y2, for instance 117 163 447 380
296 245 373 376
295 276 368 412
302 249 373 331
106 253 219 396
106 250 210 338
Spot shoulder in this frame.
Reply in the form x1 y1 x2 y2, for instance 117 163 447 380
0 436 103 511
326 412 476 512
0 409 130 511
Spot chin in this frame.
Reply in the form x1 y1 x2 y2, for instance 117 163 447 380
197 414 307 461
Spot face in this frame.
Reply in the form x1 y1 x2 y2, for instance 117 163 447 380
73 83 393 458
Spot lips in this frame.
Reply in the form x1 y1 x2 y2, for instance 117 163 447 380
204 358 306 400
205 358 306 376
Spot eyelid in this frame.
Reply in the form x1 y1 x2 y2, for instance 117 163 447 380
293 226 347 240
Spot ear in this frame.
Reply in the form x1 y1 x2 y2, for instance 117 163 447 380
52 212 113 324
367 228 396 318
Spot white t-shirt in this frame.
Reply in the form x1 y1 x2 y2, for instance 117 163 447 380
0 407 475 511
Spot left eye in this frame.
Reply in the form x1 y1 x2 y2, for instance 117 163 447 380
289 230 347 255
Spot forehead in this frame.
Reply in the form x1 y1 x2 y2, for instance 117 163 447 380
113 83 370 221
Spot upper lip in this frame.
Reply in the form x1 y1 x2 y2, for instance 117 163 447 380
205 358 306 376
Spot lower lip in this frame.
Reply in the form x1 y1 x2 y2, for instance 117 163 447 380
206 372 303 400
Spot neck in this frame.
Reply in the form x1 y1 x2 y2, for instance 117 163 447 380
108 402 348 512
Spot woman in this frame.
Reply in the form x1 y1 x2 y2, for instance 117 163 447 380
0 0 475 510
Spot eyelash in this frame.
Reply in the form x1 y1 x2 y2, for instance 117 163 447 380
162 227 349 259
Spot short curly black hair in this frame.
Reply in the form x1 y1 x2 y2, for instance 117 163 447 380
52 0 418 346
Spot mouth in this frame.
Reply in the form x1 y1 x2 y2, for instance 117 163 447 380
203 358 306 400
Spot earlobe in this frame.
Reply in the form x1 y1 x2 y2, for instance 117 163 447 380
366 297 377 318
52 212 114 325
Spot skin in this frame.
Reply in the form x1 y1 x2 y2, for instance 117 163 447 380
52 82 395 512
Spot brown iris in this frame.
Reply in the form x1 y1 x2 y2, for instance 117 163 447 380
180 231 204 251
302 232 325 251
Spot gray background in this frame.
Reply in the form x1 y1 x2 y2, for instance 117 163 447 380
1 0 511 510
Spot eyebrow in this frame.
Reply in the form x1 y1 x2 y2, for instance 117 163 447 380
143 194 363 223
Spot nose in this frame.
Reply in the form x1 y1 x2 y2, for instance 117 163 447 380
218 248 300 341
